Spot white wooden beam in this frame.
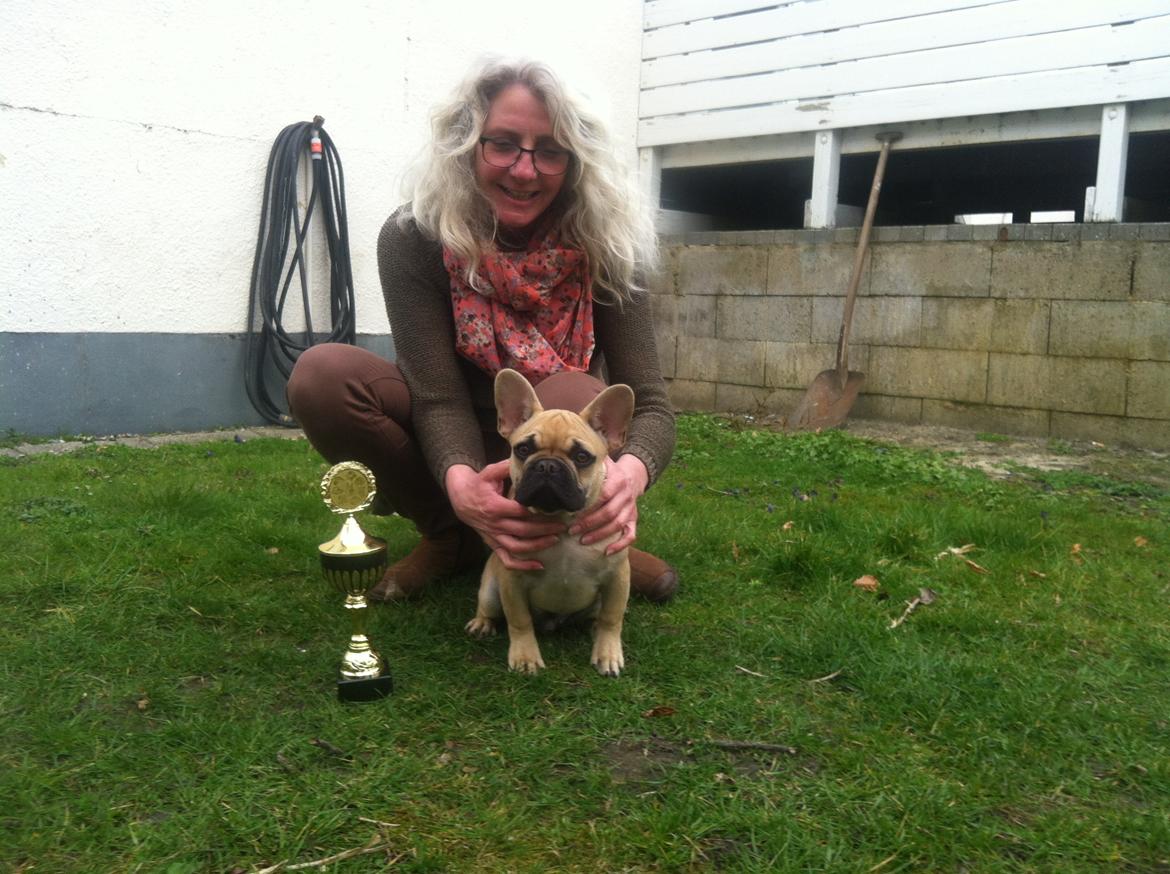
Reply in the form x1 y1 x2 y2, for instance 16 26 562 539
656 99 1170 170
807 130 842 228
1087 103 1130 222
638 56 1170 147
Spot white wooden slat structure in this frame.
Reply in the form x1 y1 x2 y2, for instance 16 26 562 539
639 0 1170 226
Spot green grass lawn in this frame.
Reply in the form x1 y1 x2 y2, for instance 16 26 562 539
2 416 1168 873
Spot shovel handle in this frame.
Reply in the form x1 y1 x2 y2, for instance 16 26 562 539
836 131 901 382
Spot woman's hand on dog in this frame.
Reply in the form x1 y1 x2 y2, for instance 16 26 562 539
446 462 565 570
570 454 647 555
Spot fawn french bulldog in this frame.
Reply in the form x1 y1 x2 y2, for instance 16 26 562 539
465 368 634 676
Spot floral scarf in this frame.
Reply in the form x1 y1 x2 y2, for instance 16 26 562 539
443 226 594 383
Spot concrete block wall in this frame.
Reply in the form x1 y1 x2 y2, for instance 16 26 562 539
651 223 1170 449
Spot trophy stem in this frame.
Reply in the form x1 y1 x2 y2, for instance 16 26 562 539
341 593 384 680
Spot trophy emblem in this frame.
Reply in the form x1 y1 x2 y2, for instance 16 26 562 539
318 461 393 701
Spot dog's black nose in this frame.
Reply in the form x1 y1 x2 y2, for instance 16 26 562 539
532 458 560 477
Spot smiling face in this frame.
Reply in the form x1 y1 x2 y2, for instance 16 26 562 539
475 83 567 234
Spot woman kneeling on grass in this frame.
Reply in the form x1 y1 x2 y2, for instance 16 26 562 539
287 57 677 603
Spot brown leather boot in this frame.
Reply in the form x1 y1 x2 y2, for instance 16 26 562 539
629 548 679 604
367 526 486 601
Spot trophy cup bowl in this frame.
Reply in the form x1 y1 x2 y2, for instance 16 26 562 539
318 462 393 702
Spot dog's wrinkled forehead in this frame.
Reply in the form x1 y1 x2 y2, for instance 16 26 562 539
512 410 607 456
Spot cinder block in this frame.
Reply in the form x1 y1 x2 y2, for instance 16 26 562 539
767 244 858 297
717 340 766 385
1049 301 1130 358
677 246 768 296
655 333 677 379
991 242 1133 301
1051 412 1170 450
718 296 811 342
1130 302 1170 361
871 242 991 298
1133 243 1170 301
763 341 861 389
850 394 923 423
814 296 921 346
647 248 678 296
1139 224 1170 241
674 337 720 382
714 383 791 415
867 347 988 402
1128 361 1170 419
666 379 716 411
922 400 1050 437
922 299 994 350
678 294 718 339
989 300 1050 354
987 353 1126 415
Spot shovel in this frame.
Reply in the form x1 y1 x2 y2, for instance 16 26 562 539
788 131 901 430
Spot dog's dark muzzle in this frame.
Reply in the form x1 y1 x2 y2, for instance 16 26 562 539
515 457 586 513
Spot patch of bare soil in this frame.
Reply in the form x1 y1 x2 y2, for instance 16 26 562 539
760 416 1170 489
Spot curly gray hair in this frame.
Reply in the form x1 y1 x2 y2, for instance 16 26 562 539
403 57 658 304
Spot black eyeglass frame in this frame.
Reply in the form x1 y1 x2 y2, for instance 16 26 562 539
477 136 573 176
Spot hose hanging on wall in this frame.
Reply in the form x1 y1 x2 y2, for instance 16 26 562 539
245 116 355 425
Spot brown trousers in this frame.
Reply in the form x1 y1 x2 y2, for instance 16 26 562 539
286 343 604 537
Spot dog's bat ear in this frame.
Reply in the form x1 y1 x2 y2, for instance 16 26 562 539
495 369 543 440
580 384 634 453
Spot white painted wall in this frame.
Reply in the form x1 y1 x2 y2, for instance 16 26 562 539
0 0 643 335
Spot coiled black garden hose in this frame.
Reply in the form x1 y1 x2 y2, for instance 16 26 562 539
245 116 355 425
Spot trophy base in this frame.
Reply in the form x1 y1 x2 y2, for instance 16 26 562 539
337 670 394 702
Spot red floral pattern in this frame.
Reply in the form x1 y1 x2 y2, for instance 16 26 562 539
443 226 594 382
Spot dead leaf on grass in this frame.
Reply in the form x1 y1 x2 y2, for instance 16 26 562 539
642 705 677 719
265 547 280 555
1029 570 1047 578
964 559 990 575
782 520 795 531
936 543 976 560
1134 536 1149 548
853 575 880 592
731 542 740 561
135 697 150 712
1070 543 1084 565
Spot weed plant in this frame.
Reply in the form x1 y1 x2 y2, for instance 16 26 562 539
2 416 1168 872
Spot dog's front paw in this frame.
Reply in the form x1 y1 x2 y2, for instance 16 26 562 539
591 635 624 677
507 640 546 675
465 616 496 638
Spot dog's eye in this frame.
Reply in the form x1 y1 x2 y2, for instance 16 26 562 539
514 442 534 460
572 448 594 467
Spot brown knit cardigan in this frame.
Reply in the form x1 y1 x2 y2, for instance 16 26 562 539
376 207 675 492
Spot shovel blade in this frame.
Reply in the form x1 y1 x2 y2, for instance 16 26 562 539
788 370 866 431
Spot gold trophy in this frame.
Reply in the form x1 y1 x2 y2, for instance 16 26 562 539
318 461 393 701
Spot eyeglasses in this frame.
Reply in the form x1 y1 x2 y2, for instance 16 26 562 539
478 136 572 175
